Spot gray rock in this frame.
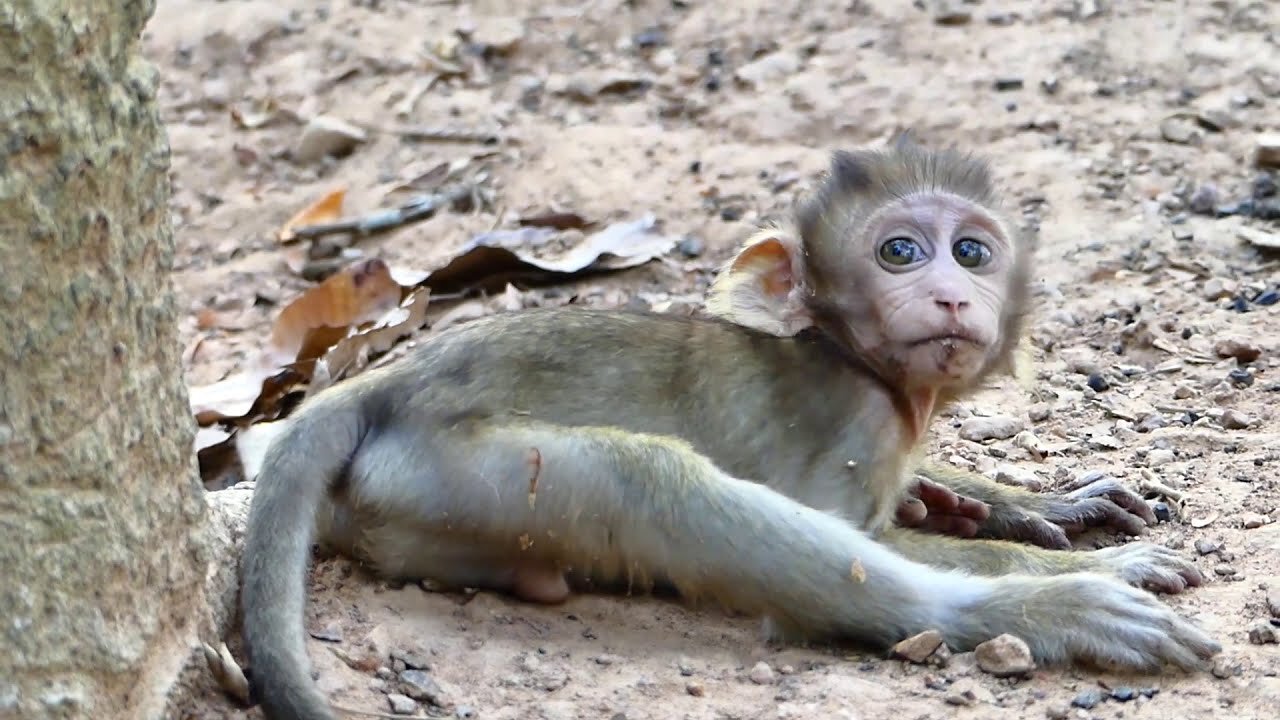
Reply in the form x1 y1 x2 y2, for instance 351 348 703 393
959 415 1025 442
974 634 1034 677
387 694 417 715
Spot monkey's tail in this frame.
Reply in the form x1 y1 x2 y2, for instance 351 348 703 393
241 401 365 720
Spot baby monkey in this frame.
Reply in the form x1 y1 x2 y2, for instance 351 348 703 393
241 141 1219 720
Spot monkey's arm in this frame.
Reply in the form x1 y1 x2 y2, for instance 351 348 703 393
914 461 1156 550
880 526 1204 595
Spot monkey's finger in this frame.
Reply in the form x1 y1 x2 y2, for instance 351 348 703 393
919 513 981 539
1068 478 1157 525
1048 497 1149 537
954 496 991 522
912 477 963 513
996 516 1071 550
895 498 929 526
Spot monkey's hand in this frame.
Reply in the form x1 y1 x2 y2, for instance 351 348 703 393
895 476 991 539
915 464 1156 550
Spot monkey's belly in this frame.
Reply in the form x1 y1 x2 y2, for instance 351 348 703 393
315 497 571 603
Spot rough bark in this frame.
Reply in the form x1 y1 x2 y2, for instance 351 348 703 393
0 2 214 718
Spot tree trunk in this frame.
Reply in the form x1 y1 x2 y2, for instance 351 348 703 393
0 2 213 718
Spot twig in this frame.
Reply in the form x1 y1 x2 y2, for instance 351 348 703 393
290 186 473 241
387 125 503 145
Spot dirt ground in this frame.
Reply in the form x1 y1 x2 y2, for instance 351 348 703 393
144 0 1280 718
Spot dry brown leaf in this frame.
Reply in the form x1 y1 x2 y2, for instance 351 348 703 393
278 187 347 244
269 258 403 364
309 287 433 395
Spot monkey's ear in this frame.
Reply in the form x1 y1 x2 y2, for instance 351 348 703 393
704 232 814 337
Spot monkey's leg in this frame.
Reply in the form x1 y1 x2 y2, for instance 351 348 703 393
915 461 1156 549
880 526 1204 595
352 419 1217 670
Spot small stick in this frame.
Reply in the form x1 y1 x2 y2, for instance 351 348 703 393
290 186 473 241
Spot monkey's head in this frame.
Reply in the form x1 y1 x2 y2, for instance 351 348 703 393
706 138 1033 438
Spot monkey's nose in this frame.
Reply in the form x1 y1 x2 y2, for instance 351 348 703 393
934 298 971 314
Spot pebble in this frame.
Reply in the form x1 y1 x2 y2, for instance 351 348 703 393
1214 337 1263 363
676 236 704 258
1248 621 1278 645
1071 688 1104 709
1045 705 1070 719
1255 172 1278 198
294 115 367 163
1256 133 1280 168
1086 372 1110 392
1151 502 1172 523
1189 183 1220 214
1146 448 1176 466
994 77 1024 91
944 679 995 706
1221 408 1253 429
456 706 478 719
387 694 417 715
974 634 1034 677
1227 369 1254 388
1194 538 1220 555
733 51 801 88
1202 277 1237 300
1161 115 1202 144
1242 512 1268 529
1110 687 1138 702
1028 402 1053 422
748 661 775 685
995 465 1044 492
932 0 972 25
685 681 705 697
959 415 1025 442
1173 383 1196 399
400 670 448 706
1269 596 1280 619
1211 656 1241 678
1214 564 1238 577
891 629 946 663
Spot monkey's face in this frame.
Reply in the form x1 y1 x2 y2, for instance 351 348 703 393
835 193 1019 390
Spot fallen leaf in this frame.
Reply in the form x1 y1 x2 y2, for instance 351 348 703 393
270 258 403 364
309 287 433 395
279 188 347 244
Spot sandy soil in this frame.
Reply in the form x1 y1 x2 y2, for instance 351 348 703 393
144 1 1280 718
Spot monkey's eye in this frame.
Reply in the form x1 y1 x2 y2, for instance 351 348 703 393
878 237 925 266
952 238 992 268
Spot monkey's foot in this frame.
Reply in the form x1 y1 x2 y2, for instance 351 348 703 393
967 574 1221 672
1091 542 1205 594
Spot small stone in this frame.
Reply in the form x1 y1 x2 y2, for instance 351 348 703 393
1202 277 1238 301
1194 538 1220 555
309 624 343 643
1211 656 1241 678
1189 184 1219 214
594 653 623 666
455 706 478 720
1214 564 1237 577
1214 337 1263 363
1045 705 1070 720
1071 688 1104 709
748 661 775 685
633 26 667 49
932 0 972 25
1110 687 1138 702
1228 369 1254 388
1173 384 1196 400
677 658 695 676
944 680 994 706
1146 448 1175 466
891 629 946 663
1161 115 1202 144
1248 622 1278 645
1221 409 1253 429
959 415 1025 442
1028 402 1052 422
1086 372 1111 392
685 681 705 697
1256 133 1280 169
400 670 449 706
1269 596 1280 618
294 115 367 163
1255 172 1278 199
1242 512 1268 529
1151 502 1172 523
995 465 1044 492
733 51 801 88
391 649 431 671
387 694 417 715
1256 288 1280 306
994 77 1024 91
974 634 1034 677
676 235 704 258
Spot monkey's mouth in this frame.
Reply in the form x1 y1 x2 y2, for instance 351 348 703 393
908 332 984 349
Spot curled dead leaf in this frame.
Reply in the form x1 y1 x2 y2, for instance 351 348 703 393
279 188 346 244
